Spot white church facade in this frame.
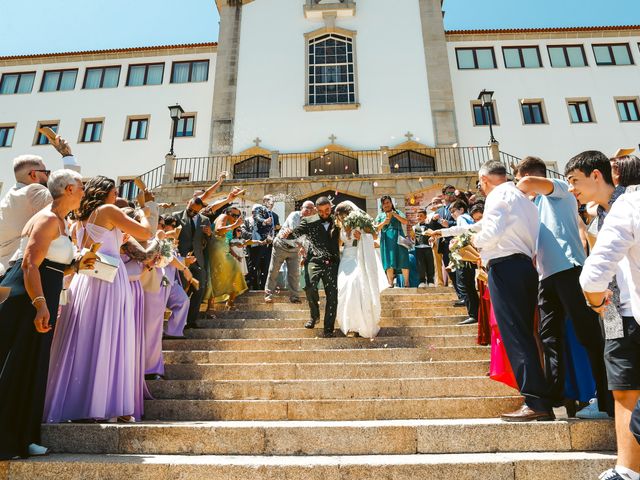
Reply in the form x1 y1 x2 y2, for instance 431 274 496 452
0 0 639 214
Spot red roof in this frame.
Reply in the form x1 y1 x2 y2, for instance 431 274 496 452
0 42 218 61
445 25 640 35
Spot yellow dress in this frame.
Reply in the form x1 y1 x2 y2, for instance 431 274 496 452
205 232 248 303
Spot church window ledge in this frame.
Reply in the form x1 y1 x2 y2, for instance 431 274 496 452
304 103 360 112
304 1 356 20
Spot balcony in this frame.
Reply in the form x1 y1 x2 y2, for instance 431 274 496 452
304 0 356 20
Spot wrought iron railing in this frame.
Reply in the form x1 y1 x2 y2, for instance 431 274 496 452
136 146 565 187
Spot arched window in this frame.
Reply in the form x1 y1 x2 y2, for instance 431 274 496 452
309 151 358 176
233 155 270 180
308 33 355 105
388 150 436 173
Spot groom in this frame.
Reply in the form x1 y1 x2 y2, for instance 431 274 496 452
281 197 340 337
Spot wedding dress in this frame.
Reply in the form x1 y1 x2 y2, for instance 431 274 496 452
336 228 389 338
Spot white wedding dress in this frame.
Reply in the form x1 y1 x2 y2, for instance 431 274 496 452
336 228 389 338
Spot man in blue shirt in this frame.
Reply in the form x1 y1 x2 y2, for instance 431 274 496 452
516 156 612 419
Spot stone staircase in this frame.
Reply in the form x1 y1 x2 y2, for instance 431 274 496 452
2 288 616 479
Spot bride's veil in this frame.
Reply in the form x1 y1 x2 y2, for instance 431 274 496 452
336 200 365 215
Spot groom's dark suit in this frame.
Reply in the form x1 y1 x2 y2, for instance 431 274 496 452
289 214 340 334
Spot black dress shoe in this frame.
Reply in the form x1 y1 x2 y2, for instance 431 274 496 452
145 374 164 381
321 330 335 338
453 300 466 307
304 318 318 329
458 317 478 325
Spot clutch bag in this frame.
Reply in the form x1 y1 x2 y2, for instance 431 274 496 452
79 249 119 283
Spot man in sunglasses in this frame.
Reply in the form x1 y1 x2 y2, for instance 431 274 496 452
0 136 77 276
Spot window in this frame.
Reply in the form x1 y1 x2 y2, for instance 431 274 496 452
80 120 103 142
83 66 120 89
174 115 195 137
502 47 542 68
308 33 356 105
0 126 15 147
472 103 497 126
35 123 59 145
170 60 209 83
567 101 593 123
233 156 270 179
548 45 587 67
455 48 496 69
593 44 633 66
309 151 358 176
617 99 640 122
118 179 137 201
521 102 545 124
126 64 164 86
388 150 435 174
40 69 77 92
0 72 35 94
126 117 149 140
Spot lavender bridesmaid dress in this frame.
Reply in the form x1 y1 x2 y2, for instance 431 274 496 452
44 223 136 422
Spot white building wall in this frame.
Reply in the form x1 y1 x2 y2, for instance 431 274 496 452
232 0 436 153
448 34 640 171
0 51 216 195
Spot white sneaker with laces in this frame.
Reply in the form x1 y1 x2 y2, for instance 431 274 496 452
576 398 611 419
418 283 427 288
599 468 631 480
428 283 435 287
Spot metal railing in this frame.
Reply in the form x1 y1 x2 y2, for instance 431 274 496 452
135 146 566 188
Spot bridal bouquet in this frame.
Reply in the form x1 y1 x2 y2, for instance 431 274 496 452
154 239 175 269
449 231 480 270
343 210 375 233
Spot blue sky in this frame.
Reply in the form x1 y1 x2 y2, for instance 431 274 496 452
1 0 639 56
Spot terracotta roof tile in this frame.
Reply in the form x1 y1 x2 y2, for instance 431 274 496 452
445 25 640 35
0 42 218 61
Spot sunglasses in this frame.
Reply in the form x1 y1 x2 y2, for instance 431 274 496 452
33 169 51 176
445 191 455 196
229 213 240 218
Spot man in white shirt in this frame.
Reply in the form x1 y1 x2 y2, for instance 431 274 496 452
474 161 553 421
0 137 77 276
264 200 315 303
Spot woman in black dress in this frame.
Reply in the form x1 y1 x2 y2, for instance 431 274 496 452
0 169 95 459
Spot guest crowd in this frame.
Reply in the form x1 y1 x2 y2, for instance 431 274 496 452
1 134 640 480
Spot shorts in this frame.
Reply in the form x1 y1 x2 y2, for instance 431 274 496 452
604 315 640 390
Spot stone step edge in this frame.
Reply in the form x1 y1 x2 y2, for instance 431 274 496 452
146 395 523 403
39 418 615 455
153 375 499 383
165 359 490 367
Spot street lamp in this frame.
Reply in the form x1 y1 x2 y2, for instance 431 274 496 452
168 103 184 156
477 89 497 145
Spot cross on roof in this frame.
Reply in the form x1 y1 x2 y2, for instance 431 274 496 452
328 134 337 144
404 131 414 142
253 137 262 147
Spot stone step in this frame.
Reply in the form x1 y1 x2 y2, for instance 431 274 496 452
196 315 470 329
162 346 487 364
143 396 524 421
163 336 485 351
163 359 490 380
183 328 478 343
40 419 615 456
239 287 457 297
231 299 459 310
148 376 516 400
213 306 466 319
3 452 616 480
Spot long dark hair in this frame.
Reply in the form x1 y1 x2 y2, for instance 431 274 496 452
77 175 116 221
617 155 640 187
380 195 396 211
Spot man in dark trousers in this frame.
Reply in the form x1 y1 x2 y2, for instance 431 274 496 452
281 197 340 337
174 196 212 328
474 161 554 421
249 195 280 290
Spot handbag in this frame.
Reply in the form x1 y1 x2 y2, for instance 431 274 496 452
79 249 119 283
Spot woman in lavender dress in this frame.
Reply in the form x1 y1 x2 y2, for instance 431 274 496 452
44 176 153 423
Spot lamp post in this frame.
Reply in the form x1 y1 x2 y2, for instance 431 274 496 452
478 89 497 145
168 103 184 156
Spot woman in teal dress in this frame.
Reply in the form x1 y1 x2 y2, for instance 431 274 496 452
375 196 410 288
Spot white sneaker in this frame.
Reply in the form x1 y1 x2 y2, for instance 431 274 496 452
599 468 632 480
28 443 50 456
418 283 427 288
428 283 436 287
576 398 611 419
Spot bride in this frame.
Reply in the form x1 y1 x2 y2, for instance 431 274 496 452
334 201 389 338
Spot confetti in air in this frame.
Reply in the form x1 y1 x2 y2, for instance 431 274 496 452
394 164 399 169
373 182 379 187
344 165 349 170
418 177 424 182
409 196 416 205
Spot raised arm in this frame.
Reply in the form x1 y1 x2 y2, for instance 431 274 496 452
516 176 555 196
198 171 228 203
101 204 154 241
